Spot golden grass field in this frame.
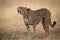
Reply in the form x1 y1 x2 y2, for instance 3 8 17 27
0 0 60 40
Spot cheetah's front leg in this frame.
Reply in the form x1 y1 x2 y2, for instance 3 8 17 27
25 23 30 32
33 24 36 33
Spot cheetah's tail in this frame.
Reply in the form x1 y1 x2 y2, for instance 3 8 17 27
50 21 56 27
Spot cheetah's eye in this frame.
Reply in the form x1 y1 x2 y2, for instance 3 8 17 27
17 10 21 14
17 10 19 12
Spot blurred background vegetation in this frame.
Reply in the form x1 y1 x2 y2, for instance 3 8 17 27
0 0 60 40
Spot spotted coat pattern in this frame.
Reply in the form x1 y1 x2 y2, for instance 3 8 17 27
17 7 56 33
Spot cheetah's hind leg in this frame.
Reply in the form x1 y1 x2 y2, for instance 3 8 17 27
42 18 49 34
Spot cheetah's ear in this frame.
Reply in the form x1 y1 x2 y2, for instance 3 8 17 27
26 8 30 11
25 7 27 9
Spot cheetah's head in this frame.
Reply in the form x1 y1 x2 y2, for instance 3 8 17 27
17 7 28 15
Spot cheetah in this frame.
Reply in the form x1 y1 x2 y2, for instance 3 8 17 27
17 7 56 33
